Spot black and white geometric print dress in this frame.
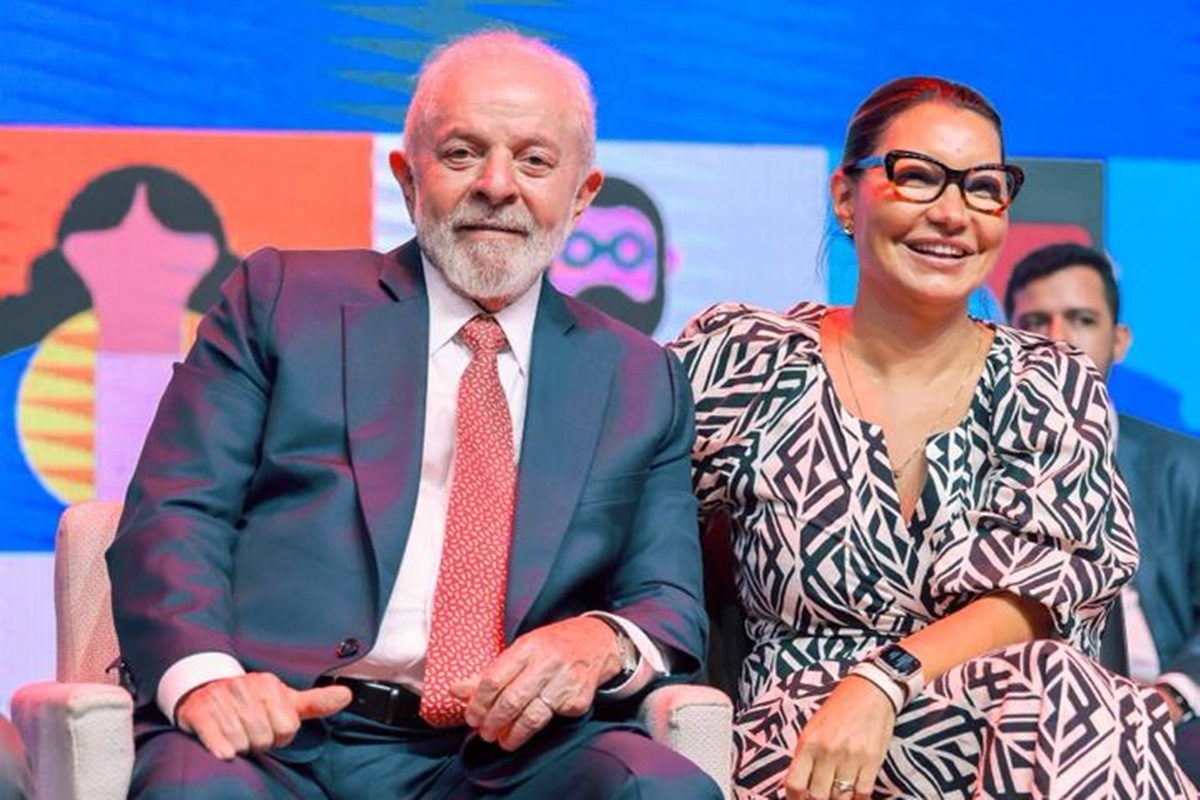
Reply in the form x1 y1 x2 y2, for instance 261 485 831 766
669 301 1196 799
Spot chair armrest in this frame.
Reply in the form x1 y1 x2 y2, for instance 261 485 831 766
638 683 733 799
11 681 133 800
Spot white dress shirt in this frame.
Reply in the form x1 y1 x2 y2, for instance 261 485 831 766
155 258 667 721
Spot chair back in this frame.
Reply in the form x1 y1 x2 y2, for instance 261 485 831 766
54 500 123 684
1098 600 1130 676
700 513 750 697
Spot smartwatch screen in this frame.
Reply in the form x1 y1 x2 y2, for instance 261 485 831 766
879 645 921 675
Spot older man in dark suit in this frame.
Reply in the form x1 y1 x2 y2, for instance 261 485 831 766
1007 242 1200 783
106 30 718 799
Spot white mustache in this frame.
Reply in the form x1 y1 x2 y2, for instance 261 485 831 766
449 204 534 234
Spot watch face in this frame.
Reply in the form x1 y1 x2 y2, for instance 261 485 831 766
877 645 921 676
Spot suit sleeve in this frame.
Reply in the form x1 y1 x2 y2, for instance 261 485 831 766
603 347 708 681
105 248 283 708
1162 445 1200 683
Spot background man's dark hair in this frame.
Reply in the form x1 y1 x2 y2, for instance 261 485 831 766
1004 242 1121 322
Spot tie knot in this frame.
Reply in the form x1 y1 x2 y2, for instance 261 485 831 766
460 315 508 355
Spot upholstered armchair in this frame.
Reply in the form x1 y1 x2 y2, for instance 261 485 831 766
10 501 733 799
11 501 132 799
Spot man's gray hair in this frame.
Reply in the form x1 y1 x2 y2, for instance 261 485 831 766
403 29 597 165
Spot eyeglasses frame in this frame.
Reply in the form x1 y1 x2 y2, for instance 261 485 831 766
846 149 1025 215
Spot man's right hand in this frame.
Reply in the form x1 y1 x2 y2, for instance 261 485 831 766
175 673 352 760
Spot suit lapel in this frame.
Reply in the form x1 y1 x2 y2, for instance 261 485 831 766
505 286 616 638
344 242 429 620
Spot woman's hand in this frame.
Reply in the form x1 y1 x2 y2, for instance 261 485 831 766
785 674 897 799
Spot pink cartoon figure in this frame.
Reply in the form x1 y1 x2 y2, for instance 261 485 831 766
2 166 239 502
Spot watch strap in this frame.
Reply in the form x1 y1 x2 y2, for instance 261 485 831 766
846 661 904 715
591 614 639 682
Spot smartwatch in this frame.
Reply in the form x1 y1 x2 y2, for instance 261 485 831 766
868 644 925 702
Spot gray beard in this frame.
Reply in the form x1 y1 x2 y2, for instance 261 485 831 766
415 201 571 305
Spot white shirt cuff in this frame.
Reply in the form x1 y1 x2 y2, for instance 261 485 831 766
584 611 671 699
1159 672 1200 718
156 652 246 724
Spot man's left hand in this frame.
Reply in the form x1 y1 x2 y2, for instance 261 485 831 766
450 616 622 751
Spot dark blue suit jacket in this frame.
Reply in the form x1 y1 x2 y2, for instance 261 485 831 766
1117 413 1200 682
107 241 707 714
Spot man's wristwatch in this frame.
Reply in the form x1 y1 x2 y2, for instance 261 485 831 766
593 615 639 684
1156 682 1197 725
866 643 925 703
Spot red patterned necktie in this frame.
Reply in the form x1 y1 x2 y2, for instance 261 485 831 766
420 314 517 727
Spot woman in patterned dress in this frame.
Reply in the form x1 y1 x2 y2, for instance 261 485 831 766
670 77 1197 799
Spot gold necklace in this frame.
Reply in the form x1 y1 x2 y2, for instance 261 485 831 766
836 315 986 479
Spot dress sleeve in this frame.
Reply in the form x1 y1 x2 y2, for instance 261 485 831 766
667 302 759 517
929 339 1139 656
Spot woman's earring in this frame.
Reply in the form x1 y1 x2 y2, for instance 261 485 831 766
842 221 854 236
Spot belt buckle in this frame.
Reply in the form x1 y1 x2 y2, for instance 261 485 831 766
364 679 403 724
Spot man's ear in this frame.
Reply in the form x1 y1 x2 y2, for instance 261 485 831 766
389 150 416 216
571 167 604 225
1113 323 1132 365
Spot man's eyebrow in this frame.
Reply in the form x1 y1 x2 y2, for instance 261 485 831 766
431 127 479 143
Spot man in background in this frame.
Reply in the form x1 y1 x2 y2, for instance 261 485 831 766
1006 242 1200 782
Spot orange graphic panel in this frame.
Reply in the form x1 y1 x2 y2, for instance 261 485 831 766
0 127 373 296
0 127 374 503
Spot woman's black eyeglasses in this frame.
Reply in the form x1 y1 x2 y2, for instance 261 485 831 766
846 149 1025 215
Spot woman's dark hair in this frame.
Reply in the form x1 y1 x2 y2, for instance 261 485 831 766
0 165 238 354
839 76 1005 171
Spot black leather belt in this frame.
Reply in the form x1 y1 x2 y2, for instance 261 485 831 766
315 676 429 726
